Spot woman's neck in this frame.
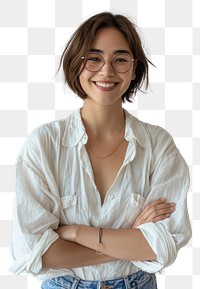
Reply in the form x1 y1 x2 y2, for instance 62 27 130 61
81 101 125 138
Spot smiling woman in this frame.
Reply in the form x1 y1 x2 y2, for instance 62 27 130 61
79 28 135 107
10 11 191 289
59 12 152 102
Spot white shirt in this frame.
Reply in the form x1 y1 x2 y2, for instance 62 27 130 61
10 109 192 281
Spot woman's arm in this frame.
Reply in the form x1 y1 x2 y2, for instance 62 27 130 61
55 198 175 262
42 238 117 269
75 226 156 261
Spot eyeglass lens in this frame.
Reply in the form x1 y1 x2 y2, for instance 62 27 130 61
84 53 134 73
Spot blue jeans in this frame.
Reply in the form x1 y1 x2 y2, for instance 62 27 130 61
41 270 157 289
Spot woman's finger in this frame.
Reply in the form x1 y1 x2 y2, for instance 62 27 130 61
151 213 171 223
132 198 176 227
145 203 176 222
137 199 175 221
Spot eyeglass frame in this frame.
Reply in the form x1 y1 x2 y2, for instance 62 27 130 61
81 52 135 74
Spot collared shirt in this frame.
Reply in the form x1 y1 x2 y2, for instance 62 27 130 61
10 109 192 281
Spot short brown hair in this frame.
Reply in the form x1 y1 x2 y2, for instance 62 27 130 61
59 12 153 102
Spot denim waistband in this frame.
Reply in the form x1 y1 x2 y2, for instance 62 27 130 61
41 270 157 289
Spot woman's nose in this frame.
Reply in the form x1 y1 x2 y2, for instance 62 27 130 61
99 60 115 76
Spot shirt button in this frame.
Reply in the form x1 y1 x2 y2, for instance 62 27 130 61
109 194 115 199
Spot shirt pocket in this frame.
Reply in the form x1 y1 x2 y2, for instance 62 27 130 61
124 193 145 227
61 194 78 224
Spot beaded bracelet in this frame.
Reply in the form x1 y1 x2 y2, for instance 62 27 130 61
96 227 104 255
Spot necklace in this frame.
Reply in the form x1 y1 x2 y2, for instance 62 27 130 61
87 138 125 159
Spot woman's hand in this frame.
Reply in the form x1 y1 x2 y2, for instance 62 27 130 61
132 198 176 228
55 225 79 242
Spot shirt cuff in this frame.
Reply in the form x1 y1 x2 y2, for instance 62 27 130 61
9 230 59 276
132 222 177 273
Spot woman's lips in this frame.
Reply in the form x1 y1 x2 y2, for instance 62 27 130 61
94 81 118 90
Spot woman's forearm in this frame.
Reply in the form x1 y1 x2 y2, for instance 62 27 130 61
74 226 156 262
42 238 117 269
54 199 174 264
69 199 175 261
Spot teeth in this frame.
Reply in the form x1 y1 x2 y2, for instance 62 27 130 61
96 82 115 88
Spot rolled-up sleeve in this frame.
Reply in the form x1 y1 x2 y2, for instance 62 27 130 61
133 128 192 273
9 131 60 276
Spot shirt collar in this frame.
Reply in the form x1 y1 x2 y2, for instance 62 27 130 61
124 110 151 148
62 109 151 148
62 109 86 147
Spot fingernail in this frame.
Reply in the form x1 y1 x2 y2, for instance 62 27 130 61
170 202 176 206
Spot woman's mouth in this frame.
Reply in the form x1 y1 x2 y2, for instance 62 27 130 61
94 81 118 90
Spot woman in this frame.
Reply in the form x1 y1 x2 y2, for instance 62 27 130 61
10 12 191 289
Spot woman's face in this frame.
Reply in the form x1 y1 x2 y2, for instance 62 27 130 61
79 28 136 107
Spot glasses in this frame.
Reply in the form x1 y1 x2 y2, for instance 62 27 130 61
81 52 134 73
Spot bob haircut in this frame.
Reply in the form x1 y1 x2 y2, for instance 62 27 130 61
59 12 153 102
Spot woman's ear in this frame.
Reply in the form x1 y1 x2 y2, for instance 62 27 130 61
132 59 138 80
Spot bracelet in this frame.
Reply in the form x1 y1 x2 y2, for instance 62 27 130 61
96 227 104 255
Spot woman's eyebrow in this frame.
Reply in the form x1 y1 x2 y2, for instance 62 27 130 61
90 49 103 53
89 48 132 55
114 50 132 55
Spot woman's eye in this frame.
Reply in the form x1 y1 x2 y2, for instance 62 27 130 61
115 57 128 63
87 54 102 62
88 57 101 62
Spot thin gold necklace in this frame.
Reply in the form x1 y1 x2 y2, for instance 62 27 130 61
87 138 125 160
